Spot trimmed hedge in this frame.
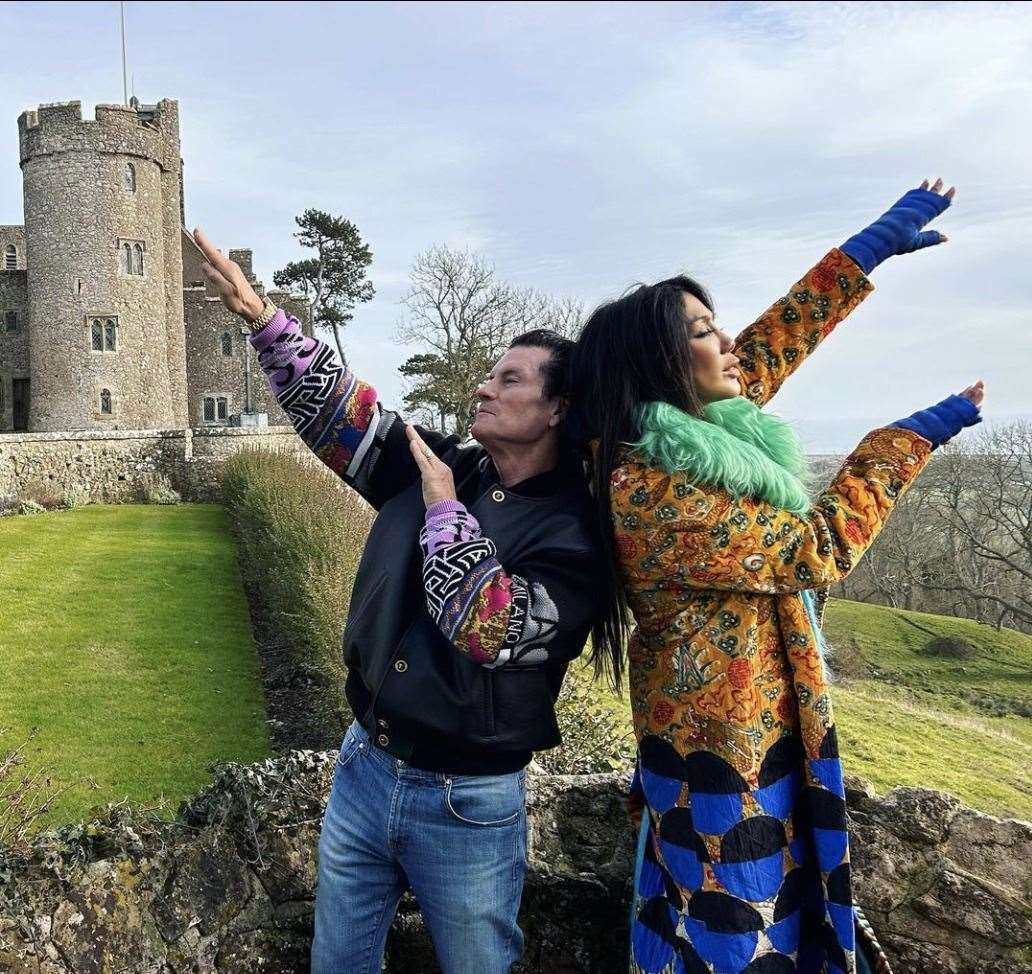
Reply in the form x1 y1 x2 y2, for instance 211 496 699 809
222 449 374 747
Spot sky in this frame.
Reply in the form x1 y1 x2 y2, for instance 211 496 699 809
1 0 1030 452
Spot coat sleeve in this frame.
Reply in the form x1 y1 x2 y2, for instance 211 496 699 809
732 249 873 408
419 501 595 668
611 427 932 595
250 308 446 508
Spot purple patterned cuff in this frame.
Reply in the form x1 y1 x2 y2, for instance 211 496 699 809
249 308 290 351
420 501 484 556
426 500 465 519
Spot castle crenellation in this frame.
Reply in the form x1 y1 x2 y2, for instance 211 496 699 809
0 96 311 497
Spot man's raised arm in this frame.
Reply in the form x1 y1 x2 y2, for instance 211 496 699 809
194 226 439 508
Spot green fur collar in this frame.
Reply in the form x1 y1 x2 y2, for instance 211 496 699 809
634 397 812 514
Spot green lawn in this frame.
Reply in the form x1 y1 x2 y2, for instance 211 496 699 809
574 599 1032 820
0 504 270 826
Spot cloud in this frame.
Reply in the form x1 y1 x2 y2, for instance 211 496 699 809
0 1 1028 442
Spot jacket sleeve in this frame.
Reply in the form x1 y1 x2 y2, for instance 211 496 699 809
419 500 595 668
732 249 873 408
250 308 445 508
612 427 932 595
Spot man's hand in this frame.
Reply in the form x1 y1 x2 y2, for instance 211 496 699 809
193 226 264 322
407 426 457 507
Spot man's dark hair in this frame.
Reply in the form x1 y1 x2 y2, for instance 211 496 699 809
508 329 573 400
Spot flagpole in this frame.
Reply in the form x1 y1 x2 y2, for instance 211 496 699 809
120 2 128 106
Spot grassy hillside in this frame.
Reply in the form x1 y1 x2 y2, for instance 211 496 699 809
824 600 1031 819
0 505 271 827
572 599 1032 820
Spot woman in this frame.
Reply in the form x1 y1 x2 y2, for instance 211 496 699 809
567 180 983 974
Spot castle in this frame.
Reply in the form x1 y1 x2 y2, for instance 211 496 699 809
0 97 309 435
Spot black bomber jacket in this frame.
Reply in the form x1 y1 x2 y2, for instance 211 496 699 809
340 410 605 775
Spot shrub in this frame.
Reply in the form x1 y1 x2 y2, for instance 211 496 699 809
0 730 65 851
922 636 978 660
826 637 871 681
537 673 636 775
222 449 374 744
145 480 182 506
61 484 92 509
17 483 63 512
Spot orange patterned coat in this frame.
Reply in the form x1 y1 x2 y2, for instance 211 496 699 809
619 250 932 974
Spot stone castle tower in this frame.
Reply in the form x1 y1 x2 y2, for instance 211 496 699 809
18 99 186 431
0 98 308 435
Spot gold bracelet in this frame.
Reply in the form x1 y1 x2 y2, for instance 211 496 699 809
247 297 277 332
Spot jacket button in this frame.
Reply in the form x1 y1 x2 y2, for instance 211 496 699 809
492 489 505 502
377 734 390 747
394 660 408 673
377 718 389 729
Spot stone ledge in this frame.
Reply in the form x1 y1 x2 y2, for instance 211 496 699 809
0 754 1027 974
0 428 188 445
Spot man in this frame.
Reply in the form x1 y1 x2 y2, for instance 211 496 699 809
194 228 605 974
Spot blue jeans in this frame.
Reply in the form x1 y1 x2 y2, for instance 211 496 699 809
311 721 528 974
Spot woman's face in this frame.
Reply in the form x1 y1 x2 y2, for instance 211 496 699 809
683 292 741 404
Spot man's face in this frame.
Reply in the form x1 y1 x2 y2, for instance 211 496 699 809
470 346 563 448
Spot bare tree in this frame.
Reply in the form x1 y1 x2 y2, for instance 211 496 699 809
920 421 1032 630
396 246 583 433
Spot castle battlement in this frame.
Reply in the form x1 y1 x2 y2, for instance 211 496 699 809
18 98 180 172
2 93 310 437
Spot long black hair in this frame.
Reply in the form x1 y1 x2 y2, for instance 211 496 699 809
566 275 715 689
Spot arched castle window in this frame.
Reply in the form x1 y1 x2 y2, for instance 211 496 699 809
120 240 144 276
100 389 113 415
89 316 118 352
124 163 136 192
4 311 17 333
221 332 233 356
3 245 15 270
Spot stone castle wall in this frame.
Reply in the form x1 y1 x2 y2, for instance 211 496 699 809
0 426 307 503
182 239 308 431
18 101 183 432
0 269 29 432
0 226 27 270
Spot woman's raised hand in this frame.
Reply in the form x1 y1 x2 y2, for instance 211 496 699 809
840 178 956 274
891 381 984 448
193 227 264 321
959 379 985 408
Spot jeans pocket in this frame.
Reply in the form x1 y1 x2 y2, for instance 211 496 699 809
335 725 363 770
444 771 525 827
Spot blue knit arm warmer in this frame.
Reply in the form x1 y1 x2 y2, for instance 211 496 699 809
891 394 981 448
841 188 951 274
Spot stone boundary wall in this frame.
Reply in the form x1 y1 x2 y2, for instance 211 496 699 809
0 426 308 504
0 757 1028 974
